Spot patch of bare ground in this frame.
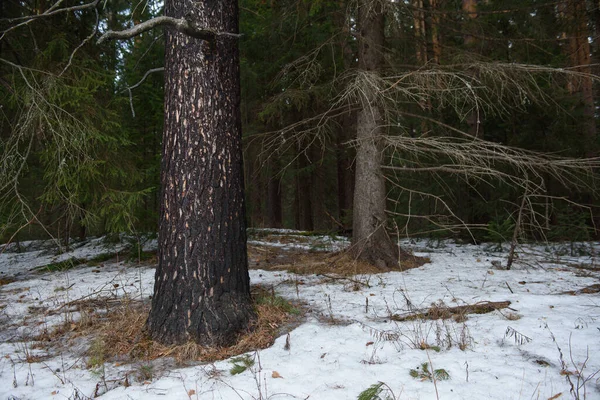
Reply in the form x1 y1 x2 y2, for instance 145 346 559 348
34 285 305 367
249 246 429 275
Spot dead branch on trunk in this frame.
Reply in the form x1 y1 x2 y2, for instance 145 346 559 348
97 16 241 44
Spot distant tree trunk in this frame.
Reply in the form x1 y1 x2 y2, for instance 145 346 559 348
337 113 355 229
413 0 427 64
462 0 477 48
310 142 328 231
351 0 399 270
562 0 597 157
244 144 263 227
147 0 255 346
462 0 481 138
429 0 442 64
335 1 356 230
266 158 283 228
457 0 483 229
296 144 314 231
78 203 86 241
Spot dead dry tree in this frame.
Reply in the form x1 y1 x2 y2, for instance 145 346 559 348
255 58 600 264
379 133 599 254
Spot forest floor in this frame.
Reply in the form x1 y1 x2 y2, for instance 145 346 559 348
0 230 599 400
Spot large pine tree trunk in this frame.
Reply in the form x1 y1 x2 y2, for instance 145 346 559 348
351 0 399 270
147 0 255 346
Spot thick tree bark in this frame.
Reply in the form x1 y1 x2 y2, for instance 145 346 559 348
147 0 255 346
351 0 399 270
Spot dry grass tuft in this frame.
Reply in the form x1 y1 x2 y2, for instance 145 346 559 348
39 286 303 367
195 285 302 362
97 302 150 357
501 311 522 321
253 250 429 276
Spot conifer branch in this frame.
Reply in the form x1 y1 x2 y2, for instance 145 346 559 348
0 0 100 23
97 16 241 44
0 0 100 41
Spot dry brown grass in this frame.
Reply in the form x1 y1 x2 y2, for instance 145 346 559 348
249 248 428 276
390 300 511 322
39 286 303 367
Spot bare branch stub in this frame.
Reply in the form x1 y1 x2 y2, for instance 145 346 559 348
97 16 241 45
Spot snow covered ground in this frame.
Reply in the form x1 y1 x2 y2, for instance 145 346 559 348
0 233 599 399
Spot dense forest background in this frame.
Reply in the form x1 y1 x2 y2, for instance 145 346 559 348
2 0 600 245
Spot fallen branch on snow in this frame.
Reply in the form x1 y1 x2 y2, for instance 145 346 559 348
390 300 513 321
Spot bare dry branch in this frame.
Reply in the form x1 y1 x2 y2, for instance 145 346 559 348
125 67 165 117
97 16 241 44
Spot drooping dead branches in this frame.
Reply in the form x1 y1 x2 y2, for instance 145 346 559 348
255 56 600 242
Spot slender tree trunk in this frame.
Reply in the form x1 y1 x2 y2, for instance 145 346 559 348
570 0 596 157
296 145 313 231
430 0 442 64
413 0 427 64
559 0 596 157
78 203 86 241
462 0 477 48
266 158 283 228
462 0 481 138
337 112 355 229
310 142 328 231
351 0 399 270
147 0 255 346
335 1 356 230
244 143 262 227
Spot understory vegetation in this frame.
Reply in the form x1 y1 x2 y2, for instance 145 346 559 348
1 0 600 247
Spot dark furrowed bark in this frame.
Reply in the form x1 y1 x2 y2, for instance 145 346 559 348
147 0 255 346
